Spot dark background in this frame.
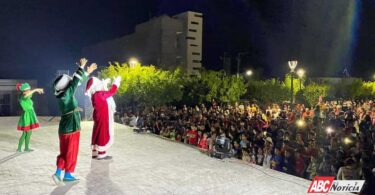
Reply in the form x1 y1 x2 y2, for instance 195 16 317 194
1 0 374 84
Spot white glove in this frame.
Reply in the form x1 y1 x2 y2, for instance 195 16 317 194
113 76 122 87
103 78 111 85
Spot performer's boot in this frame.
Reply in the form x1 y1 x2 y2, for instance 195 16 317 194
97 151 112 160
63 172 79 182
92 150 98 159
52 168 64 186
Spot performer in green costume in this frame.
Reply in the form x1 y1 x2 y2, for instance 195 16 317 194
52 58 97 185
16 83 44 152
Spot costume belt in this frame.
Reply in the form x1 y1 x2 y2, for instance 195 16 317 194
62 107 83 116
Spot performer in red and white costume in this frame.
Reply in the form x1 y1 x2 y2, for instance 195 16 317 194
85 76 121 160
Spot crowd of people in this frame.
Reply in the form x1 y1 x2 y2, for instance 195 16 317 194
120 99 375 194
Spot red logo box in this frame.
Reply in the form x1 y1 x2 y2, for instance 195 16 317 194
307 176 335 193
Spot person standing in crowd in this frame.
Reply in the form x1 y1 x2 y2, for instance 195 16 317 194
306 156 318 180
198 132 209 151
337 158 360 180
256 147 264 166
16 83 44 152
186 125 198 146
282 149 295 175
294 150 305 177
271 147 284 172
318 155 332 176
135 98 375 193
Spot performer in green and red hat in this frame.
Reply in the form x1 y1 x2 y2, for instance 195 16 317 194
52 58 97 185
16 82 44 152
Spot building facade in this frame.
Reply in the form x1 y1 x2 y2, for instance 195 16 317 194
0 79 37 116
83 11 203 75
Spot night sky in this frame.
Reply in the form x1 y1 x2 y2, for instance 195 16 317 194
1 0 375 85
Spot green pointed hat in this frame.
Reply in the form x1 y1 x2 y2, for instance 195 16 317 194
16 83 31 92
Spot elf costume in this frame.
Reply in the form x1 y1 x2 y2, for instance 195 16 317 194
85 76 121 160
16 83 39 152
52 66 88 184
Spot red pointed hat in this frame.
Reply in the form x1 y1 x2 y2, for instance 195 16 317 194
16 83 30 92
86 77 94 93
85 77 100 95
16 83 22 91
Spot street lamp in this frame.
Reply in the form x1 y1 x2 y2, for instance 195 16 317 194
288 60 298 104
236 52 250 78
246 69 253 76
128 57 139 68
296 68 305 91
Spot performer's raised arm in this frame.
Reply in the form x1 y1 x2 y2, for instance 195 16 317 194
101 76 122 99
69 58 97 92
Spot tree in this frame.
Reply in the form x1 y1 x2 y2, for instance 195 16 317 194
328 78 375 99
180 70 247 105
303 83 329 106
180 76 209 106
362 81 375 97
219 75 246 103
101 62 183 107
199 70 223 102
246 79 289 104
284 73 304 95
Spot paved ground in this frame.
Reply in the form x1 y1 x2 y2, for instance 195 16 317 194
0 117 337 195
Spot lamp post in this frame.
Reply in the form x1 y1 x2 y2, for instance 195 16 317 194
246 69 253 76
236 52 250 78
128 57 139 68
296 68 305 91
288 60 298 104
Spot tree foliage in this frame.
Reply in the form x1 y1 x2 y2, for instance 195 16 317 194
101 61 374 108
284 73 304 94
303 83 329 106
101 64 246 107
361 81 375 97
181 70 247 105
328 79 375 99
180 76 209 106
219 74 247 103
246 79 289 104
101 62 183 107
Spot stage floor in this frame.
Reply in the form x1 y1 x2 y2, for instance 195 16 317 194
0 117 345 195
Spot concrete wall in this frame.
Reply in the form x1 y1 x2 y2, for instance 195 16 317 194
0 79 44 116
82 11 203 76
160 16 183 70
309 77 360 85
174 11 203 76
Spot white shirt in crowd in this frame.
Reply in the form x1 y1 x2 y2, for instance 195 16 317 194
263 154 272 168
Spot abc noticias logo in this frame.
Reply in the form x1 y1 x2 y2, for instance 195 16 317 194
307 176 365 193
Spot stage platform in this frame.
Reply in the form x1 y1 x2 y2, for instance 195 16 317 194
0 117 346 195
